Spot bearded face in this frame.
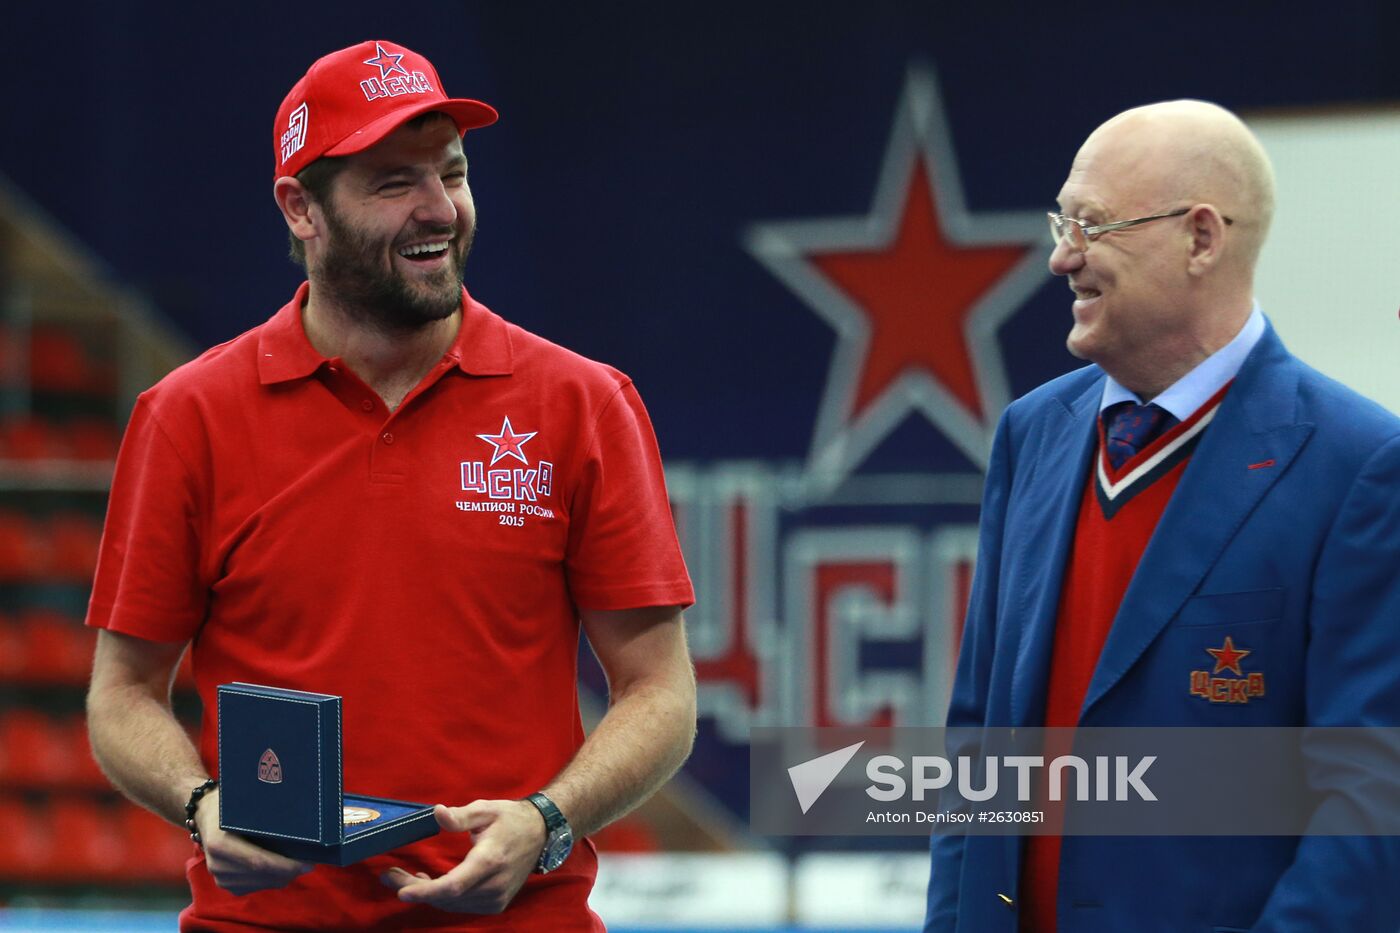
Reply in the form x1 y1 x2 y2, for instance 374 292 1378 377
315 193 474 334
306 116 477 334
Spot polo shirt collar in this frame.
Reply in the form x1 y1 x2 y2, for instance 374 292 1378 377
451 291 514 376
258 283 514 385
257 282 322 385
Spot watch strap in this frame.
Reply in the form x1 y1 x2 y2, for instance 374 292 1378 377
525 791 567 833
524 791 572 873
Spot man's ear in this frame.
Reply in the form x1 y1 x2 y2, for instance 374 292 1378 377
1185 203 1229 277
274 177 318 246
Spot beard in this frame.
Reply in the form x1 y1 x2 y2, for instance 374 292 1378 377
314 200 474 334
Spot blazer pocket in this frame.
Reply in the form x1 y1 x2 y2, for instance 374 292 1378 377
1175 587 1283 627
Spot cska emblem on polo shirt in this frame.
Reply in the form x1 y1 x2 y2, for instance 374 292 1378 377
457 416 557 525
1189 636 1266 704
476 416 536 465
258 748 283 784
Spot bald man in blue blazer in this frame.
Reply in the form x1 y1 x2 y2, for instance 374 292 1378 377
925 101 1400 933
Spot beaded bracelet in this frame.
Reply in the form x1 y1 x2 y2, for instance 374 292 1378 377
184 778 219 846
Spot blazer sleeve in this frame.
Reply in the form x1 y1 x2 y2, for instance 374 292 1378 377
1253 432 1400 933
925 406 1017 931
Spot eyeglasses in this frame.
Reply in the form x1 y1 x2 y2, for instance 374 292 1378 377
1047 208 1233 253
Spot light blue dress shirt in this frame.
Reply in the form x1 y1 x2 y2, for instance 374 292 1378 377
1099 303 1266 420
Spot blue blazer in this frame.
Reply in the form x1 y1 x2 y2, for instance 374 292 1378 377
925 325 1400 933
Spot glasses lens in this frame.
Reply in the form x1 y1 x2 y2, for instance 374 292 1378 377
1067 221 1086 251
1048 214 1085 251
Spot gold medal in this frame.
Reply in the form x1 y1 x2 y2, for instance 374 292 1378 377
343 806 381 826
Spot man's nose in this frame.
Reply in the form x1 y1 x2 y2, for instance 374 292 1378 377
414 178 459 227
1048 237 1084 276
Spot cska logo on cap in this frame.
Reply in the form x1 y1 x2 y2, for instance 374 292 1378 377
359 41 433 103
257 748 284 784
1189 636 1266 704
363 42 410 79
280 103 309 165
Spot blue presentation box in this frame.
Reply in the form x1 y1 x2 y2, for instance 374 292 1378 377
216 683 439 865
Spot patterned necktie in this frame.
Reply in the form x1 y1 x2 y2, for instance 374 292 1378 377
1103 402 1178 470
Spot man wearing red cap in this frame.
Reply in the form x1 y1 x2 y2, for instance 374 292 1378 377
84 40 697 931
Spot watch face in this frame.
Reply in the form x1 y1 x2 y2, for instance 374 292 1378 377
541 828 574 872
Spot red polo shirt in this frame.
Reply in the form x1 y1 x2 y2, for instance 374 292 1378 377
87 284 695 932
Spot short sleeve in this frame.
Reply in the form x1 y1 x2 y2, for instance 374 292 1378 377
563 381 694 611
85 394 209 643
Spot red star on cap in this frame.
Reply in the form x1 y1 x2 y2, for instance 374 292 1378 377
1206 636 1251 676
476 417 537 466
363 42 410 80
745 67 1048 491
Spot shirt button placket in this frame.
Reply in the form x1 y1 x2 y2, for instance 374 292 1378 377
369 424 404 484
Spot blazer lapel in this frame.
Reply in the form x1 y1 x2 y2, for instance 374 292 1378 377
1009 377 1100 728
1080 325 1314 719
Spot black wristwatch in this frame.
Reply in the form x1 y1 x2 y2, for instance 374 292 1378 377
523 792 574 873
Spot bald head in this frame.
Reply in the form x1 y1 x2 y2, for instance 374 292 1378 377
1051 101 1276 396
1075 100 1275 270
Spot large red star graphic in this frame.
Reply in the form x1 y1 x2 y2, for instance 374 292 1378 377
811 163 1030 423
744 68 1048 488
476 417 537 466
1206 636 1251 676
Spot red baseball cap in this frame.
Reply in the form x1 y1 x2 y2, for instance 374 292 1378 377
273 40 498 180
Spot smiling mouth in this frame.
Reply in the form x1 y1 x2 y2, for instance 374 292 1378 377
1071 284 1101 300
397 241 451 262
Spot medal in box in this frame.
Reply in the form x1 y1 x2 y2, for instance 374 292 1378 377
216 683 439 865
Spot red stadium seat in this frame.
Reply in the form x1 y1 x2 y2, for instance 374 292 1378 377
0 510 44 580
0 796 53 879
0 415 63 460
0 612 26 681
29 328 97 394
46 512 103 580
118 803 192 881
66 716 110 789
0 416 120 462
67 418 121 461
0 709 108 790
27 326 119 396
20 609 94 684
48 797 127 880
0 709 69 786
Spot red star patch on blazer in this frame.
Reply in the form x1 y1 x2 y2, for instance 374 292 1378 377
1191 635 1266 704
1206 636 1251 676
